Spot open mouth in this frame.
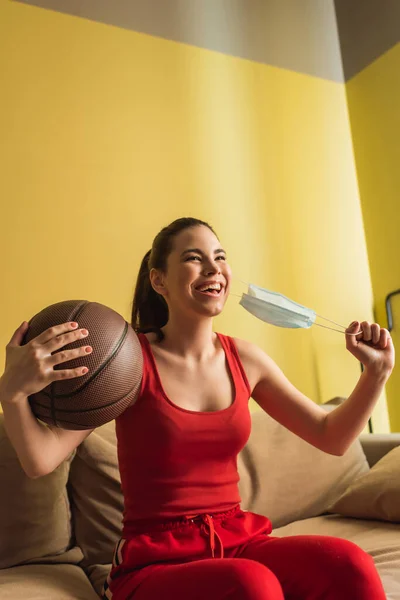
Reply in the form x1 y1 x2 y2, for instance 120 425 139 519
194 284 223 297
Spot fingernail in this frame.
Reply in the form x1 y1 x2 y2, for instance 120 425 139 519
351 321 358 327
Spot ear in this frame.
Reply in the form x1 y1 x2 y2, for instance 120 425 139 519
149 268 167 298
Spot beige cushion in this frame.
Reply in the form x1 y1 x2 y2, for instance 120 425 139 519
327 446 400 522
273 514 400 598
273 513 400 555
87 563 113 598
68 421 123 570
0 416 75 570
239 408 370 528
360 432 400 468
0 564 99 600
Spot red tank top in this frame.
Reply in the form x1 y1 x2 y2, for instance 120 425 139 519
116 332 252 535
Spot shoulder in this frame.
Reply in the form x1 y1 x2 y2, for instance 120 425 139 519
231 336 256 355
231 336 267 364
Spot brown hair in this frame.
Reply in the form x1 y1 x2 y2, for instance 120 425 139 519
131 217 218 342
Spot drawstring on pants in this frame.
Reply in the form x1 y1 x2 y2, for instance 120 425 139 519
185 513 224 559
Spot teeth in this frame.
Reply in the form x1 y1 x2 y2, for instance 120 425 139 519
197 283 221 292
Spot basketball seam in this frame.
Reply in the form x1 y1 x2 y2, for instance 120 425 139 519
32 380 141 414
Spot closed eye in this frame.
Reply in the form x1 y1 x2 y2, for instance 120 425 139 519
186 255 226 262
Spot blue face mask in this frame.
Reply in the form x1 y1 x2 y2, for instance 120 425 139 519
232 280 361 336
239 284 316 329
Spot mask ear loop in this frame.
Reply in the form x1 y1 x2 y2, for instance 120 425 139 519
230 278 363 337
313 319 363 336
234 277 250 287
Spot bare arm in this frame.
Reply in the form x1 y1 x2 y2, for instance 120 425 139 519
322 320 394 454
1 320 95 478
322 369 389 455
1 387 93 478
235 319 394 457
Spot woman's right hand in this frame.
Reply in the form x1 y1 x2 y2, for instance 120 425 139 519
1 321 92 402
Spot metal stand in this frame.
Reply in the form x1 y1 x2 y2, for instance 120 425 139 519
385 289 400 333
365 289 399 434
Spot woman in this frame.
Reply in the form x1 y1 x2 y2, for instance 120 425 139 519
1 217 394 599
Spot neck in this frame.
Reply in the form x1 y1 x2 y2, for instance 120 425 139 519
159 313 217 362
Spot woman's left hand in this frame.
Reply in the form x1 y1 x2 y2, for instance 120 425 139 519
345 321 395 377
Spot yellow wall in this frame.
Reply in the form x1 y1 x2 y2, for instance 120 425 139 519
346 43 400 431
0 0 385 431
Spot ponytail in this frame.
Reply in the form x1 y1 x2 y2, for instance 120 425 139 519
131 250 168 342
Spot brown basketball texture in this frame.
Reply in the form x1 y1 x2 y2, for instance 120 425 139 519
22 300 143 430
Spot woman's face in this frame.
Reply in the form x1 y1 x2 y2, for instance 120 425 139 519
151 225 232 319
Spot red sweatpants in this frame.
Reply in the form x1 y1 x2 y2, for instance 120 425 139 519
102 505 386 600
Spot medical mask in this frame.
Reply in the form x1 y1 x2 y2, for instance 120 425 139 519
231 279 361 335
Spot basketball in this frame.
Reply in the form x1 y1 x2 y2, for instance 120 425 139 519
22 300 143 430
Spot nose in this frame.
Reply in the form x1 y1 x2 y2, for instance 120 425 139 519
203 261 220 276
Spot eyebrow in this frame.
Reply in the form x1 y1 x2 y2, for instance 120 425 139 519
180 248 226 257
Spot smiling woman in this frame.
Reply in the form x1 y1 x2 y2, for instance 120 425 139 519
96 216 390 600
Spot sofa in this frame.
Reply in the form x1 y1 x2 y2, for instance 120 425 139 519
1 398 400 600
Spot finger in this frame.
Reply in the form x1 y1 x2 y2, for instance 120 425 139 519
49 345 92 368
371 323 381 345
378 328 390 349
34 321 79 346
360 321 371 342
45 328 89 354
7 321 29 347
53 365 89 381
345 321 360 349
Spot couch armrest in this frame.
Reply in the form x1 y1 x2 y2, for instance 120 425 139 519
359 433 400 467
